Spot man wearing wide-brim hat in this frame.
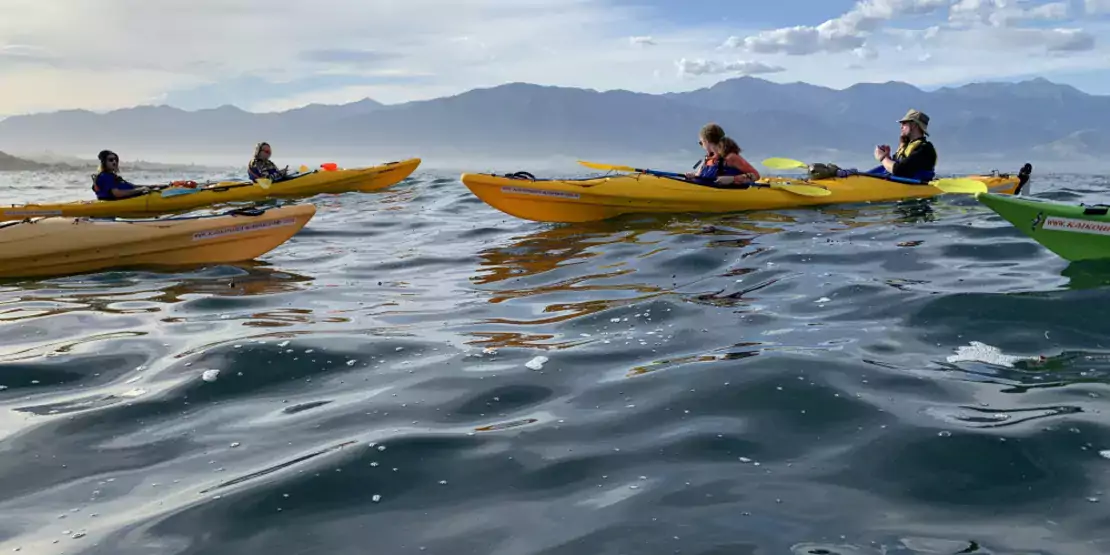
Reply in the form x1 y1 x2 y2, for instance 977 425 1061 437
869 108 938 182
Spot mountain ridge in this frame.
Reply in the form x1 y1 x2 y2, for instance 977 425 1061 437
0 76 1104 170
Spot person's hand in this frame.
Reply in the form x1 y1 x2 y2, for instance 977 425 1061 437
874 145 889 161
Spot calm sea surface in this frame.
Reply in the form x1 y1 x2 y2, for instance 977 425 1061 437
1 166 1110 555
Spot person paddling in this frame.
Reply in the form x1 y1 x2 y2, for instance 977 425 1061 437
92 150 152 200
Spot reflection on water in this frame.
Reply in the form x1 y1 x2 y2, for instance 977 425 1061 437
1 265 316 324
4 169 1110 555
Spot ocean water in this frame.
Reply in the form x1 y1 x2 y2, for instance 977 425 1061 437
1 167 1110 555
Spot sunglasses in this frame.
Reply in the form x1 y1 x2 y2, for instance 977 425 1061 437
107 157 118 162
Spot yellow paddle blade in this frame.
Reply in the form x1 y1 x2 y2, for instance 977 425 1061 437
769 182 831 197
761 157 809 171
931 178 988 194
256 178 272 189
577 160 635 173
299 165 309 173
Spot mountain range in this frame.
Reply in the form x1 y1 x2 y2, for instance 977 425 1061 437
0 151 50 171
0 76 1106 173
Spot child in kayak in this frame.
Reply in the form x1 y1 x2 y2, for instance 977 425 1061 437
248 142 290 182
686 131 761 188
92 150 152 200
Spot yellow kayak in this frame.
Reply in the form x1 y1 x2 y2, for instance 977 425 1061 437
0 203 315 278
460 164 1033 223
0 158 420 221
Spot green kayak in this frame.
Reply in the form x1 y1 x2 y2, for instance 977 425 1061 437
977 192 1110 262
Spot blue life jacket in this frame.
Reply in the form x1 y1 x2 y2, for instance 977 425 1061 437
91 171 137 201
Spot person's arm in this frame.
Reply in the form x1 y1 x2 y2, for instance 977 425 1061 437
112 178 150 198
111 187 147 199
718 153 760 184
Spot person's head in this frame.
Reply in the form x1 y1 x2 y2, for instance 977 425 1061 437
254 142 272 161
897 109 929 141
717 136 741 156
97 149 119 173
699 123 726 154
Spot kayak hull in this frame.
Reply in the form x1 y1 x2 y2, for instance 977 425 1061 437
977 192 1110 262
0 204 315 278
460 165 1031 223
0 158 420 221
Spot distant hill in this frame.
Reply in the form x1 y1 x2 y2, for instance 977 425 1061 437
0 76 1106 171
9 150 230 173
0 151 51 171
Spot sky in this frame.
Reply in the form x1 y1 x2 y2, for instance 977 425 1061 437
1 0 1108 116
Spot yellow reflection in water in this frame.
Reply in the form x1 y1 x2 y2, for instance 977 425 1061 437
462 200 937 351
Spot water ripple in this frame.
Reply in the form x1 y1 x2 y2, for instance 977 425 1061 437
0 170 1108 554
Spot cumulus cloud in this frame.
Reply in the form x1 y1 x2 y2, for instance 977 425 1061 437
724 0 948 55
675 58 785 77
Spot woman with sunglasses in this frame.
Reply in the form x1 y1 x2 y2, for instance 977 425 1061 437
684 123 760 187
92 150 153 200
247 142 290 183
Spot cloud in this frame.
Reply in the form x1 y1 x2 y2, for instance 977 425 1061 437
297 49 400 66
1009 27 1096 51
160 72 432 111
853 46 879 59
925 25 1097 53
1086 0 1110 13
949 0 1069 28
0 0 1108 116
724 0 949 55
0 0 699 113
675 59 785 77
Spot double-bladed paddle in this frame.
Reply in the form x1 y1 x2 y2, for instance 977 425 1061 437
576 160 831 197
158 164 313 198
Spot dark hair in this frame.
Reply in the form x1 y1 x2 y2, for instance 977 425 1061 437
97 150 117 163
719 136 741 155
